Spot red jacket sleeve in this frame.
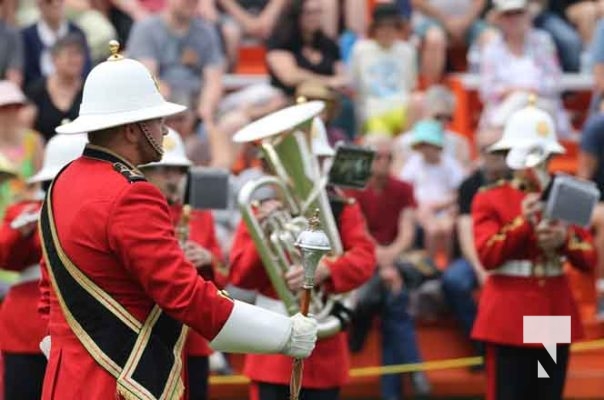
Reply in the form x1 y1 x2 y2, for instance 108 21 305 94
562 226 597 272
471 191 534 270
322 202 376 293
228 220 272 290
107 183 234 341
0 202 41 271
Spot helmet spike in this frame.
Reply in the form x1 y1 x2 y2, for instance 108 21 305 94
108 40 124 61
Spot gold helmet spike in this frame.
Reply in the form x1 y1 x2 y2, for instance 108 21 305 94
107 40 124 61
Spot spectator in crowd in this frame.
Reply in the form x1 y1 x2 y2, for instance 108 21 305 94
266 0 349 96
441 131 511 358
577 113 604 319
394 85 471 174
479 0 571 137
26 34 84 142
411 0 491 85
127 0 251 169
127 0 224 124
348 134 431 400
530 0 583 72
350 3 421 137
212 0 288 70
563 0 604 47
400 119 465 261
21 0 92 88
266 0 356 138
0 20 24 85
0 81 44 218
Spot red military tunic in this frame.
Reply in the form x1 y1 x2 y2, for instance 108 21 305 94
471 180 596 346
38 146 234 400
169 204 226 357
229 200 376 389
0 200 46 354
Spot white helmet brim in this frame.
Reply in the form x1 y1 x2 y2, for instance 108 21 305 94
56 101 186 135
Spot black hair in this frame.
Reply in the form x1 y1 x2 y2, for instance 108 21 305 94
268 0 328 51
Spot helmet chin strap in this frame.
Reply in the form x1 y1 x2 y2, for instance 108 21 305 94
138 122 165 157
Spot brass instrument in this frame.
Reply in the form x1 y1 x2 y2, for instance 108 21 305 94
177 204 192 248
233 101 352 339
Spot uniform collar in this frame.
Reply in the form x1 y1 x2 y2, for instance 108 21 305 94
83 144 142 174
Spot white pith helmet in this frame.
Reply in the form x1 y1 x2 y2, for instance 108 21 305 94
140 128 192 169
28 133 88 184
489 96 565 160
310 117 335 157
56 41 185 135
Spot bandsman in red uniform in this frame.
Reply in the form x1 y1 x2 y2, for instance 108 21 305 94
37 41 318 400
229 116 376 400
140 128 226 400
471 101 597 400
0 133 87 400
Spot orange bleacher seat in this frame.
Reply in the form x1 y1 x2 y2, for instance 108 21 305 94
235 45 268 75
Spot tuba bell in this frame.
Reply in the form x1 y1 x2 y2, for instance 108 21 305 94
233 101 352 339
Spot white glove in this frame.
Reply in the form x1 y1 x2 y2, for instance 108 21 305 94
40 335 51 359
281 313 318 359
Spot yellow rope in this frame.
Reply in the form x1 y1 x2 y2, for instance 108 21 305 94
209 338 604 385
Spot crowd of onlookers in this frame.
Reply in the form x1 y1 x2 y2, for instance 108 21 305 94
2 0 604 398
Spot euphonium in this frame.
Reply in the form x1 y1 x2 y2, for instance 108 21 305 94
233 101 353 339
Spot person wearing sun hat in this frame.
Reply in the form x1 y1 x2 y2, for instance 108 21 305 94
400 119 465 262
471 101 596 399
37 41 318 400
0 80 45 219
0 132 87 400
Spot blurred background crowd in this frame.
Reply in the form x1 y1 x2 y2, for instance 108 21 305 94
1 0 604 398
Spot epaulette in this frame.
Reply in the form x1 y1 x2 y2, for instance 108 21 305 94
113 162 147 183
478 178 509 193
329 194 356 205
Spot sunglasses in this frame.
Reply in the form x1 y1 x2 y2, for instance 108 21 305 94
501 9 525 17
434 114 453 123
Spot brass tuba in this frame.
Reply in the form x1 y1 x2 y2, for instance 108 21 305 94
233 101 352 339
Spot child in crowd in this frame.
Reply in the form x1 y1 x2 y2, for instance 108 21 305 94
350 2 420 136
400 119 465 262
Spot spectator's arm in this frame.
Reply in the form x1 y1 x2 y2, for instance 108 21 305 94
457 215 486 283
577 152 598 180
198 66 223 125
344 0 367 36
386 207 416 256
578 116 604 180
591 19 604 94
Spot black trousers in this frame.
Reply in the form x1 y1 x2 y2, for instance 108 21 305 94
186 356 209 400
252 382 340 400
3 353 47 400
486 343 569 400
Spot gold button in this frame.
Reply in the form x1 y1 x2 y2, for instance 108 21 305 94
534 265 545 278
